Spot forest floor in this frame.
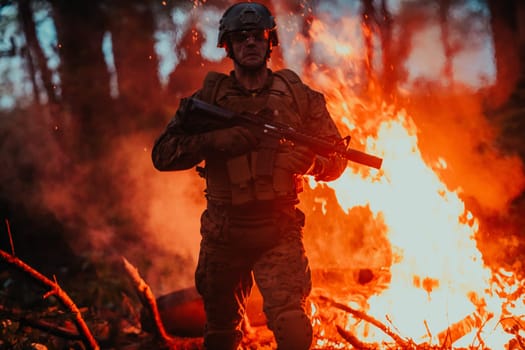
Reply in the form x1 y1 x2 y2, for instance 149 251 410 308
1 84 525 349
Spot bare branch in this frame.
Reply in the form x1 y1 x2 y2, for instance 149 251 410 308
4 218 15 255
0 249 99 350
121 256 183 349
317 295 412 348
0 304 84 340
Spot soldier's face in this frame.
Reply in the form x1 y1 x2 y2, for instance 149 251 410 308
229 29 269 68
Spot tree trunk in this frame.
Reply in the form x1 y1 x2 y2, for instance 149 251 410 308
492 0 525 161
50 0 114 160
439 0 454 86
18 0 59 106
379 0 394 101
361 0 376 85
487 0 520 109
48 0 128 255
108 0 163 132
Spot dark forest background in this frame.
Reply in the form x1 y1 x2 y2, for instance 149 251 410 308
1 0 525 348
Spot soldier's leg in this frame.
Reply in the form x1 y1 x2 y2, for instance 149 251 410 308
195 210 254 350
253 209 313 350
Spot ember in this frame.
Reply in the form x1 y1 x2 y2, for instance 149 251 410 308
264 3 525 349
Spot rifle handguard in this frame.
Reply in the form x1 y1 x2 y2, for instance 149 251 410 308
185 97 383 170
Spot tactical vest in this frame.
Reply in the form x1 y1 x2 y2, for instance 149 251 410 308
199 69 309 206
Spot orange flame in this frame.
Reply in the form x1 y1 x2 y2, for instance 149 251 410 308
303 89 525 348
287 9 525 349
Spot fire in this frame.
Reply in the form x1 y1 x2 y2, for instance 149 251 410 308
283 9 525 350
302 89 525 348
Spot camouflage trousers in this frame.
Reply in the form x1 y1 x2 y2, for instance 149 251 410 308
195 202 312 349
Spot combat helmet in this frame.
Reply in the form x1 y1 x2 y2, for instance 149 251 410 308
217 2 279 49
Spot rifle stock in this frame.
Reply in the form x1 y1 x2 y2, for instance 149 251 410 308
185 97 383 169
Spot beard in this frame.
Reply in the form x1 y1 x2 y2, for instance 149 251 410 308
230 43 271 73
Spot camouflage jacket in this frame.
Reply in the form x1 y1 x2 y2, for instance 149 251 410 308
151 69 347 204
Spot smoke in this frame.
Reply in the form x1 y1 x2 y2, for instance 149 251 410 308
2 0 523 297
0 105 198 294
109 131 206 294
269 0 525 276
277 1 525 212
408 87 525 214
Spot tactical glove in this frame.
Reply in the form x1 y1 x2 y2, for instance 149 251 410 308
201 126 257 156
274 143 316 175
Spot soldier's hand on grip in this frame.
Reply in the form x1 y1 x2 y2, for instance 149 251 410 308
202 126 257 156
275 143 315 175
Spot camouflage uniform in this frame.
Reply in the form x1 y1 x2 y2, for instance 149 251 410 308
152 69 346 350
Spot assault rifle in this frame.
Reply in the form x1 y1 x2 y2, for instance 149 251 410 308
183 97 383 169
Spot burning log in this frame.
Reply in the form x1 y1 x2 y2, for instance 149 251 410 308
150 286 206 337
437 310 493 347
0 249 99 350
317 295 412 348
150 283 267 337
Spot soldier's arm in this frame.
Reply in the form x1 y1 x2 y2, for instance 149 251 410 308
304 88 348 182
151 96 207 171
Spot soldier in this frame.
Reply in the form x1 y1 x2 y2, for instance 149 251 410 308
152 2 347 349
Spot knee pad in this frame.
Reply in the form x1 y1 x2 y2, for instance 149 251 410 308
273 310 313 350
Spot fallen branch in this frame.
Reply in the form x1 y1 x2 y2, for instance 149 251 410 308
336 325 376 350
317 295 412 349
23 316 85 340
0 249 99 350
438 309 493 348
121 257 171 341
122 256 188 349
4 218 15 255
0 304 82 339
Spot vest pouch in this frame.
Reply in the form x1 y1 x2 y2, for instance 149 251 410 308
250 152 275 201
227 155 254 205
254 177 276 201
273 167 297 196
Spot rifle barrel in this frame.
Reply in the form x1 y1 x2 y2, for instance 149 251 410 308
344 149 383 169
